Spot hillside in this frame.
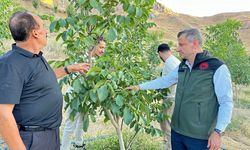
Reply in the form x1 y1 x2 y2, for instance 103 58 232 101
151 3 250 52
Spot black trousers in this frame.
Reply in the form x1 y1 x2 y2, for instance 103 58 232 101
20 128 60 150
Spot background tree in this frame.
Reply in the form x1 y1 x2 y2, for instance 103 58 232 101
0 0 22 49
50 0 167 149
204 19 250 100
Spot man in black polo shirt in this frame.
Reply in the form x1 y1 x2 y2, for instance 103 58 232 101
0 12 90 150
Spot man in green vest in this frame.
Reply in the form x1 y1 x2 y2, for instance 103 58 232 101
127 28 233 150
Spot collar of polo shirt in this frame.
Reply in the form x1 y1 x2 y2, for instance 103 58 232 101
12 44 43 58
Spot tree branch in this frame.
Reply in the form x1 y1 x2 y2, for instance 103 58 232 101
114 114 118 123
121 118 124 131
104 108 119 129
126 129 140 150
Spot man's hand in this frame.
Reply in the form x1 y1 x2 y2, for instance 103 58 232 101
125 85 140 91
54 63 90 79
207 131 222 150
67 63 90 74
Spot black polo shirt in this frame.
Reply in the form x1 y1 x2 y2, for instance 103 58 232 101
0 44 63 129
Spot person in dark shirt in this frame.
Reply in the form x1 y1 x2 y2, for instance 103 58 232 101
0 11 90 150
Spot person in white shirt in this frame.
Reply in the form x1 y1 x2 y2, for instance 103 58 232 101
61 37 106 150
157 43 180 149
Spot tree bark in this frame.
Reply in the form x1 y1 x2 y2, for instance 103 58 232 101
104 109 125 150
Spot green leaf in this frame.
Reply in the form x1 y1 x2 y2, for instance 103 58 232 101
117 16 125 24
111 103 121 115
97 85 109 102
123 107 134 125
107 28 117 42
89 90 98 102
87 66 102 76
66 17 74 26
72 79 82 93
89 0 102 13
56 32 63 41
151 128 156 136
59 19 66 27
49 21 57 32
55 22 61 32
83 36 95 46
79 0 86 5
155 128 163 136
69 110 77 121
74 39 80 48
40 14 54 22
123 3 129 11
135 124 140 132
111 81 118 89
94 80 106 90
90 113 96 122
62 31 68 41
107 83 115 96
83 114 89 132
115 95 124 107
104 116 109 123
71 98 80 110
89 17 97 25
124 16 130 25
145 128 150 134
90 0 99 8
130 120 136 128
136 7 143 17
107 74 112 79
118 71 123 79
64 95 69 103
128 5 135 14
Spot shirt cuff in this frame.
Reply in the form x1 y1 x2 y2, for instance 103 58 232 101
138 84 145 90
215 123 227 132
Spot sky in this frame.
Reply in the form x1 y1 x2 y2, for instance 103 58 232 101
157 0 250 17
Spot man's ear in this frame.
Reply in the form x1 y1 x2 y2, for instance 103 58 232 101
31 29 39 39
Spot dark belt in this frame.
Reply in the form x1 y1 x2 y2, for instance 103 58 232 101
18 125 52 132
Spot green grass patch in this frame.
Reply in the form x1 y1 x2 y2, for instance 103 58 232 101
227 117 244 132
84 130 162 150
235 99 250 109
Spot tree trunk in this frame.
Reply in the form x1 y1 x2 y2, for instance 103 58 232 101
105 109 125 150
116 127 125 150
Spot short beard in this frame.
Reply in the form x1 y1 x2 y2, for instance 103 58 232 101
160 57 165 62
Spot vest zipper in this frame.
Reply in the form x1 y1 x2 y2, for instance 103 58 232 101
177 67 189 128
198 102 201 124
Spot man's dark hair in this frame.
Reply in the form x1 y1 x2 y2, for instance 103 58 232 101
96 36 106 43
9 11 39 42
157 43 170 53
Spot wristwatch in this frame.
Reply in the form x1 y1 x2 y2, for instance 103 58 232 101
64 66 71 74
214 128 223 136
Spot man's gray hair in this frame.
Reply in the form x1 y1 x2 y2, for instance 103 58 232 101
177 28 203 46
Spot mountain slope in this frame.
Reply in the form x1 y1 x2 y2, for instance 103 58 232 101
151 4 250 51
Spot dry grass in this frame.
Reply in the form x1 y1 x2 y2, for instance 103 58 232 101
222 86 250 150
